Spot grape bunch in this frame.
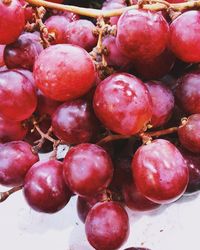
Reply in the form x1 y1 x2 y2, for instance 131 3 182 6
0 0 200 249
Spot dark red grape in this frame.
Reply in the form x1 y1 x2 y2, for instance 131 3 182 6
85 201 129 250
102 35 130 69
52 99 99 144
4 32 43 71
77 195 101 223
34 44 96 101
65 20 98 52
178 114 200 154
0 0 25 44
169 11 200 62
0 115 28 142
0 141 39 186
45 15 70 44
0 70 37 121
132 139 189 204
133 49 175 80
145 81 174 128
93 73 152 135
0 45 5 66
175 72 200 114
180 148 200 194
122 180 160 212
116 9 169 60
37 90 62 116
23 160 71 213
63 143 113 197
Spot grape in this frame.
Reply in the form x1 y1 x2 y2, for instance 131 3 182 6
44 15 70 45
4 32 43 70
0 70 37 121
116 9 169 60
133 49 175 80
175 71 200 114
102 35 130 69
34 44 96 101
0 141 39 186
14 69 35 85
65 20 98 52
178 114 200 154
132 139 189 204
0 0 25 44
63 143 113 197
37 90 62 116
0 115 28 142
102 0 127 25
19 0 34 23
52 99 99 144
180 148 200 194
51 9 80 22
122 180 160 212
93 73 152 135
145 81 175 128
85 201 129 250
169 11 200 63
23 160 71 213
77 196 100 223
0 45 5 66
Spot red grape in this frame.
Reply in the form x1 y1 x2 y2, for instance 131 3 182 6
180 148 200 194
175 71 200 114
23 160 71 213
169 11 200 63
0 45 5 66
0 115 28 142
34 44 96 101
145 81 174 128
51 9 80 22
85 201 129 250
52 99 99 144
63 143 113 197
77 195 101 223
122 180 160 212
178 114 200 154
116 9 169 60
0 0 25 44
102 35 130 69
4 32 43 70
45 15 70 44
0 70 37 121
133 49 175 80
14 69 35 85
93 73 152 135
0 141 39 186
132 139 188 204
37 90 62 116
102 0 127 25
65 20 98 52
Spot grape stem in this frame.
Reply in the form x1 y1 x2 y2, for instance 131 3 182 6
0 185 23 203
26 0 200 18
97 126 178 145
